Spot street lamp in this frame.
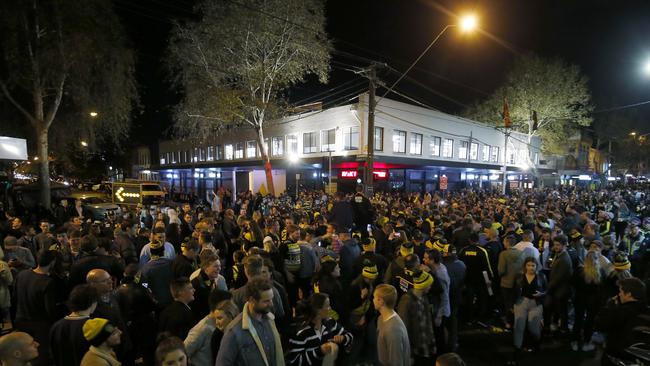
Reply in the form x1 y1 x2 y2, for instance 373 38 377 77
630 132 637 136
80 141 88 147
643 60 650 76
89 111 98 117
379 13 478 100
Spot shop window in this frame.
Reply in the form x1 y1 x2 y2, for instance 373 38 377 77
393 130 406 153
409 133 422 155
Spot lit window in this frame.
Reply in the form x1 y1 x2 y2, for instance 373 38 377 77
393 130 406 153
287 135 298 154
431 136 441 156
482 145 490 162
374 127 384 151
235 143 244 159
409 133 422 155
225 144 234 160
442 138 454 158
207 146 214 161
215 145 222 161
459 141 468 160
321 129 336 152
490 146 499 163
470 142 479 160
303 132 319 154
246 141 256 158
344 126 359 150
272 137 284 156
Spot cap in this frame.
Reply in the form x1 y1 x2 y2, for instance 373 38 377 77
413 271 434 290
83 318 115 346
362 265 379 280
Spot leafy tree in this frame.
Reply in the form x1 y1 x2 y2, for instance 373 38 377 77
167 0 331 196
0 0 137 207
594 109 650 174
464 54 593 155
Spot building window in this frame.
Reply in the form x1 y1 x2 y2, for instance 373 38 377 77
517 149 528 165
321 129 335 152
271 136 284 156
235 143 244 159
459 141 468 159
374 127 384 151
409 133 422 155
287 135 298 155
185 150 190 163
490 146 499 163
470 142 479 160
207 146 214 161
344 126 359 150
393 130 406 153
199 148 206 161
430 136 441 156
303 132 319 154
482 145 490 162
170 151 177 164
534 152 539 165
160 154 166 165
225 144 233 160
191 148 198 162
215 145 222 161
442 138 454 158
246 141 256 158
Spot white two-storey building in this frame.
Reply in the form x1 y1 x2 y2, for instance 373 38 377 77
153 94 544 196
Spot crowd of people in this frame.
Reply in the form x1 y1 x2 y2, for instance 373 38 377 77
0 183 649 366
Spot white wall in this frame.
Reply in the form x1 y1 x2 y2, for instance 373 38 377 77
251 169 286 194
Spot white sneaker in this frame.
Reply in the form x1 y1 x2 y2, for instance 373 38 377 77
582 343 595 352
570 341 579 351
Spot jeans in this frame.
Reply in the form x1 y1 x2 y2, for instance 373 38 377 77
513 297 543 348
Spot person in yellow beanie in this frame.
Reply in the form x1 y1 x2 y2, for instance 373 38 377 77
80 318 122 366
397 270 436 363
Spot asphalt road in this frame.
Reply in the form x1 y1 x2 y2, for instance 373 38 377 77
457 324 603 366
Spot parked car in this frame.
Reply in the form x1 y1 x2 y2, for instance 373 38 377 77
65 191 120 220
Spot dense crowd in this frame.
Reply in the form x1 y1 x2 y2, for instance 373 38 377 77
0 183 649 366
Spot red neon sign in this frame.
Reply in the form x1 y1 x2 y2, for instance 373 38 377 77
340 170 358 178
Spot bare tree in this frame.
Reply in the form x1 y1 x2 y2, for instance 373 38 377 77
0 0 137 207
167 0 331 196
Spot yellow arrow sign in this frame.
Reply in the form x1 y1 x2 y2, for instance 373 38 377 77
115 186 141 202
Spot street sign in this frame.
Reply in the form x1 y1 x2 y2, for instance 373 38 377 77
440 175 448 190
112 183 142 205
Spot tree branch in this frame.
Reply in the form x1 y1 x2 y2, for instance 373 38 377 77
0 80 37 126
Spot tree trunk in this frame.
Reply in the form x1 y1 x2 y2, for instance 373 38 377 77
256 127 275 196
37 124 51 209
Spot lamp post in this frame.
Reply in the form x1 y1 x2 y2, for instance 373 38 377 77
368 14 477 194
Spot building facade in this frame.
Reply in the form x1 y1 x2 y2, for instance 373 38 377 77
153 94 543 197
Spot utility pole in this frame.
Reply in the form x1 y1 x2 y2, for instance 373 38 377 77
501 130 509 195
364 65 377 196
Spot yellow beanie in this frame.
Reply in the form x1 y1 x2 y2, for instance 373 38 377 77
362 238 376 252
83 318 113 346
400 243 414 257
413 271 433 290
362 265 379 280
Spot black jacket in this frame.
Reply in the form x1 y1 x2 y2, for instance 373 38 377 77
596 300 649 358
159 301 195 340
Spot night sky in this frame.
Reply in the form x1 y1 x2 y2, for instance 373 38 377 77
113 0 650 148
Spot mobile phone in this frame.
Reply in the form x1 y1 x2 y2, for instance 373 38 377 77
142 282 149 289
394 232 400 238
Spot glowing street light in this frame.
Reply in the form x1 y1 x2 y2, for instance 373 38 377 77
630 132 637 136
80 141 88 147
33 156 39 161
289 154 299 163
643 60 650 76
380 13 479 102
459 14 478 33
89 111 98 117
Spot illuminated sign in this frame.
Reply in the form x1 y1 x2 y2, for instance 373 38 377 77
373 170 388 179
112 183 142 205
340 170 358 178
